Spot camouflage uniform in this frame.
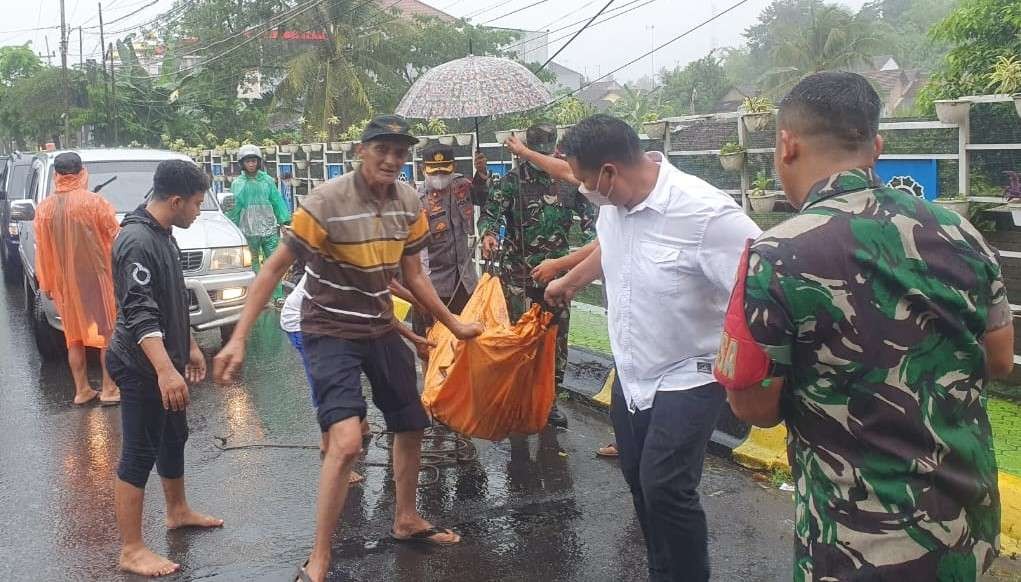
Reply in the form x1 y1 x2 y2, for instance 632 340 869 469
478 163 598 386
744 168 1007 581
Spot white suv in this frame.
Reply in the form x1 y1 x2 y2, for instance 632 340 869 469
10 149 255 358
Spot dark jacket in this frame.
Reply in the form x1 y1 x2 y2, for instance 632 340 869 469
109 205 190 379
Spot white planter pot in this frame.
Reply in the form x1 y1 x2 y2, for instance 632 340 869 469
748 195 774 213
511 129 527 142
934 100 971 125
341 141 354 152
438 135 455 146
642 121 668 139
556 126 569 142
212 148 224 156
351 160 363 170
295 160 308 170
720 152 745 172
495 130 512 145
456 133 474 146
280 144 297 154
329 142 342 151
743 112 772 132
261 146 276 156
935 199 969 216
309 143 323 152
416 137 430 148
1014 94 1021 119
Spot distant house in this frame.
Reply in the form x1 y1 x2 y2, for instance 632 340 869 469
713 85 760 113
377 0 456 22
545 61 585 92
577 80 626 112
854 57 928 116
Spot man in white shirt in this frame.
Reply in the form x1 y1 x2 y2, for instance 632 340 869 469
546 114 761 581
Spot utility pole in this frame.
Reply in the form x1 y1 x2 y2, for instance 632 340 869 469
99 3 110 146
60 0 71 147
109 42 118 144
79 27 84 70
44 37 53 66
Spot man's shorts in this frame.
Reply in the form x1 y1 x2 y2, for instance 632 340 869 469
303 329 429 434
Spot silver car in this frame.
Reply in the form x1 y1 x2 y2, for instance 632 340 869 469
11 149 255 358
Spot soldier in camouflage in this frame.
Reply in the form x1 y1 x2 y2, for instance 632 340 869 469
723 72 1015 581
479 123 598 428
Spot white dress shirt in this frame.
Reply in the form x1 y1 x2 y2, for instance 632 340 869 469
598 152 761 411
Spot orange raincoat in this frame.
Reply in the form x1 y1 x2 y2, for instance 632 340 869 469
34 170 120 348
422 273 557 441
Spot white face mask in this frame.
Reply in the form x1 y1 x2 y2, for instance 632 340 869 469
425 173 454 191
578 165 615 206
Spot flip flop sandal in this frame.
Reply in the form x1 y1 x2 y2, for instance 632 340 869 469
294 560 312 582
390 526 460 546
100 398 121 407
596 444 619 458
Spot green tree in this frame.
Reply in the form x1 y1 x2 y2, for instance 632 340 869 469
659 52 731 115
610 86 669 131
918 0 1021 110
0 45 42 88
861 0 957 70
756 1 881 97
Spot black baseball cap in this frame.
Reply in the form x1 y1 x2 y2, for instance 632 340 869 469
361 114 418 146
54 152 83 175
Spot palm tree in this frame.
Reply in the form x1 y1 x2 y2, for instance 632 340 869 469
274 1 392 140
760 1 880 97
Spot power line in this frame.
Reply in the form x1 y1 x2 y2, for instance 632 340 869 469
498 0 657 56
478 0 552 26
538 0 614 71
558 0 752 105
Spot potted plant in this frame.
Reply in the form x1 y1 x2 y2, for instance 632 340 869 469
341 141 354 152
934 99 971 125
719 142 746 172
741 97 774 132
295 160 308 170
456 133 474 146
511 129 527 142
748 172 776 212
438 135 455 146
416 136 430 148
984 55 1021 119
495 130 512 144
934 193 969 215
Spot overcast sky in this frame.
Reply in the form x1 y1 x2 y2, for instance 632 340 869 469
0 0 871 82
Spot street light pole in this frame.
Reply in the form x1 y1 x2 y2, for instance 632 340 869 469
99 3 110 146
60 0 71 147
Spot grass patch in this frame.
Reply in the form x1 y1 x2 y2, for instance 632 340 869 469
769 466 793 489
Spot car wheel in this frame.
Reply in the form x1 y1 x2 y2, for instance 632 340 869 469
32 288 67 360
220 324 237 345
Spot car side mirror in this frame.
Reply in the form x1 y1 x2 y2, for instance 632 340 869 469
9 199 35 222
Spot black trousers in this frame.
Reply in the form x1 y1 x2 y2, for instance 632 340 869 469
610 377 726 582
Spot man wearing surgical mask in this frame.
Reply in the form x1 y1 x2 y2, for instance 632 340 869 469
411 143 489 341
547 114 760 582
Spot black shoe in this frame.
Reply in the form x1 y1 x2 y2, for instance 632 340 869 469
548 406 568 428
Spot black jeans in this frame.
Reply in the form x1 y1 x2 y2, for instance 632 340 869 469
107 351 188 489
610 378 726 582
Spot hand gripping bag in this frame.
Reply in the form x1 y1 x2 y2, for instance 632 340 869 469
421 273 557 440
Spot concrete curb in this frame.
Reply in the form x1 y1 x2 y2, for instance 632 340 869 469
732 425 1021 556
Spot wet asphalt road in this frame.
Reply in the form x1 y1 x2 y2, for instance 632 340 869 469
0 275 1017 582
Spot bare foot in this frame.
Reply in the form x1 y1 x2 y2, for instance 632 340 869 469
349 470 364 485
100 385 121 405
73 390 99 405
392 516 461 545
301 555 329 582
119 544 180 577
166 508 224 530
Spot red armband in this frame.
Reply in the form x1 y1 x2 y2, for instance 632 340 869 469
715 241 771 391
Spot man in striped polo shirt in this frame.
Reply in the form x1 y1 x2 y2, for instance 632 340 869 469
214 115 483 582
